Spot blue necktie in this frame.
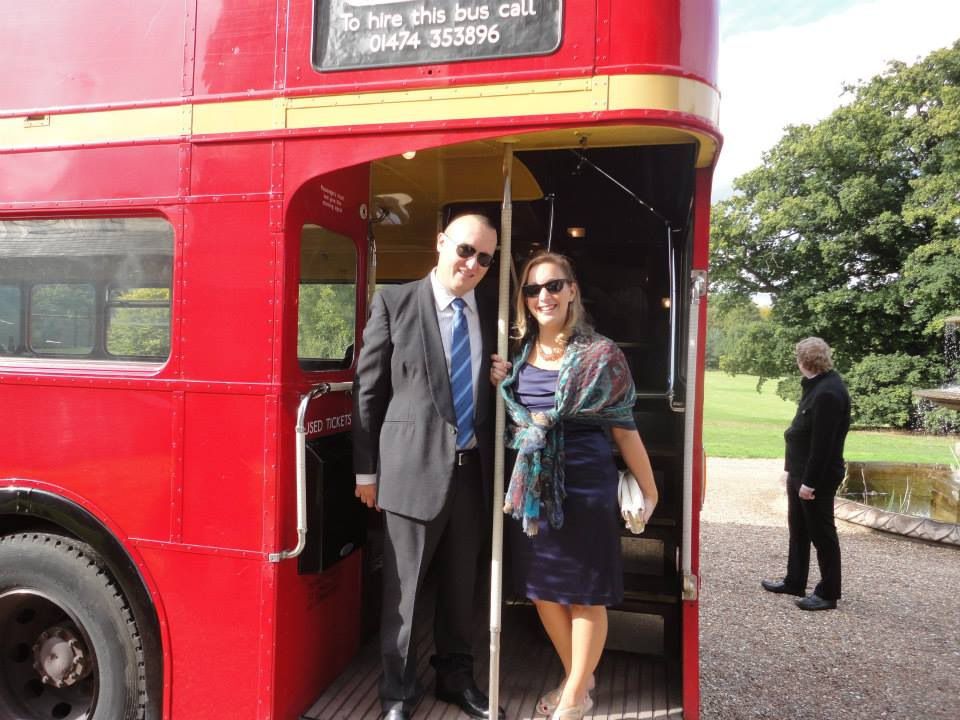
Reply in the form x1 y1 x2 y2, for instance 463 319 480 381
450 298 474 449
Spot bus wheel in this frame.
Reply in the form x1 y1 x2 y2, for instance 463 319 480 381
0 533 147 720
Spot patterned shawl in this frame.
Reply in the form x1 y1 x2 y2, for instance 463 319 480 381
501 332 636 536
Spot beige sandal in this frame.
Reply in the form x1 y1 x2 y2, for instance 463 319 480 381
550 695 594 720
536 675 595 715
536 686 564 715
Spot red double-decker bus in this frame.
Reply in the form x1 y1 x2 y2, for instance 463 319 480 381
0 2 719 718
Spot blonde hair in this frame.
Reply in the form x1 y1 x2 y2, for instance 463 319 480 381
795 337 834 374
513 252 590 344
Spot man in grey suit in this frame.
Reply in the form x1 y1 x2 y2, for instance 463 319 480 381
353 213 502 720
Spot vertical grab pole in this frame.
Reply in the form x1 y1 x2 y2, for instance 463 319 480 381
667 226 678 407
681 270 707 599
489 142 514 715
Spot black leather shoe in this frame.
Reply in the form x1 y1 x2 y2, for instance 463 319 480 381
383 709 410 720
435 686 505 719
796 593 837 611
761 579 805 597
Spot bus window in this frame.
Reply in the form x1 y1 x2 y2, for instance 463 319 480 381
30 283 96 355
0 285 21 354
0 217 174 362
298 225 357 370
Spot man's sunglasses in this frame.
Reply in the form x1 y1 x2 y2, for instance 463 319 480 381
521 279 572 297
453 242 495 268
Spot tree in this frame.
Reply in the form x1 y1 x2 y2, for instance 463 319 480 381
297 283 356 361
107 287 171 358
705 293 761 369
710 41 960 427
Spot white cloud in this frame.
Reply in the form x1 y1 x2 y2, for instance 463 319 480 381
715 0 960 199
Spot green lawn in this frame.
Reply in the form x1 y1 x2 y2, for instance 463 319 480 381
703 370 957 464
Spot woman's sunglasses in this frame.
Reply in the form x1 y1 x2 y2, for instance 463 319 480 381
453 242 495 268
521 279 572 297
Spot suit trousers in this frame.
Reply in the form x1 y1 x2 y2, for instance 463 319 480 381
785 473 842 600
379 458 483 713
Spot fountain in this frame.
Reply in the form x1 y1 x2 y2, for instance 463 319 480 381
913 390 960 410
834 316 960 546
913 314 960 411
835 459 960 545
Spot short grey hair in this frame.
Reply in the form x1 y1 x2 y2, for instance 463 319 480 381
795 337 834 374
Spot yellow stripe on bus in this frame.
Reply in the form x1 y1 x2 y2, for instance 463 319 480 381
283 77 603 129
1 74 719 162
1 105 190 148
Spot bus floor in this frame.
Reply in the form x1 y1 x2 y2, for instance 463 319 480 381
302 602 682 720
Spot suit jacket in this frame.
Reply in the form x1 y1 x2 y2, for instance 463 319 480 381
784 370 851 492
352 274 496 521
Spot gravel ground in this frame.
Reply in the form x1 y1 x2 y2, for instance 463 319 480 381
699 458 960 720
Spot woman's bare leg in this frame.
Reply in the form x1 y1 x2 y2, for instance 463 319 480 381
557 604 607 709
533 599 573 677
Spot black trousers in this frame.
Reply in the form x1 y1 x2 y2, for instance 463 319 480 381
785 473 842 600
379 457 483 713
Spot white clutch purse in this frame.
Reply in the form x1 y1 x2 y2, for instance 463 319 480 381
618 470 646 534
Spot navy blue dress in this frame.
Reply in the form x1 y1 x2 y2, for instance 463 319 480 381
508 363 624 606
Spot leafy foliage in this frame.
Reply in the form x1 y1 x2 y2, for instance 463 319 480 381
30 283 96 355
297 283 356 361
715 310 795 390
106 287 171 358
844 353 940 428
709 41 960 428
705 294 763 369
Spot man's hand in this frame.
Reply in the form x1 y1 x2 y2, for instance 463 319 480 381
355 483 380 511
798 484 816 500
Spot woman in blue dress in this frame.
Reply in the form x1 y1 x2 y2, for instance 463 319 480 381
490 253 658 720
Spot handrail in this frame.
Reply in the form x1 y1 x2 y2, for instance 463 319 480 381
681 270 707 599
268 381 353 563
666 225 678 409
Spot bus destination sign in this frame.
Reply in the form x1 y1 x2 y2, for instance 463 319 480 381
313 0 563 71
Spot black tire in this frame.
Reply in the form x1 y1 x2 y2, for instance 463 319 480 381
0 532 147 720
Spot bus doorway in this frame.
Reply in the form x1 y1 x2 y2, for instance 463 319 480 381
302 136 700 719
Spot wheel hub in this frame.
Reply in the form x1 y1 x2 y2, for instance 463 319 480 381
0 589 96 720
33 626 92 688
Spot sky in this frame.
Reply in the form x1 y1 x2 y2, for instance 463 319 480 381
715 0 960 200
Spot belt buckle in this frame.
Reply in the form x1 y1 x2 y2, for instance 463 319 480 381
456 449 474 467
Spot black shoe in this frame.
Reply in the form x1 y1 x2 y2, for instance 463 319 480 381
761 579 805 597
435 686 505 720
795 593 837 611
383 709 411 720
